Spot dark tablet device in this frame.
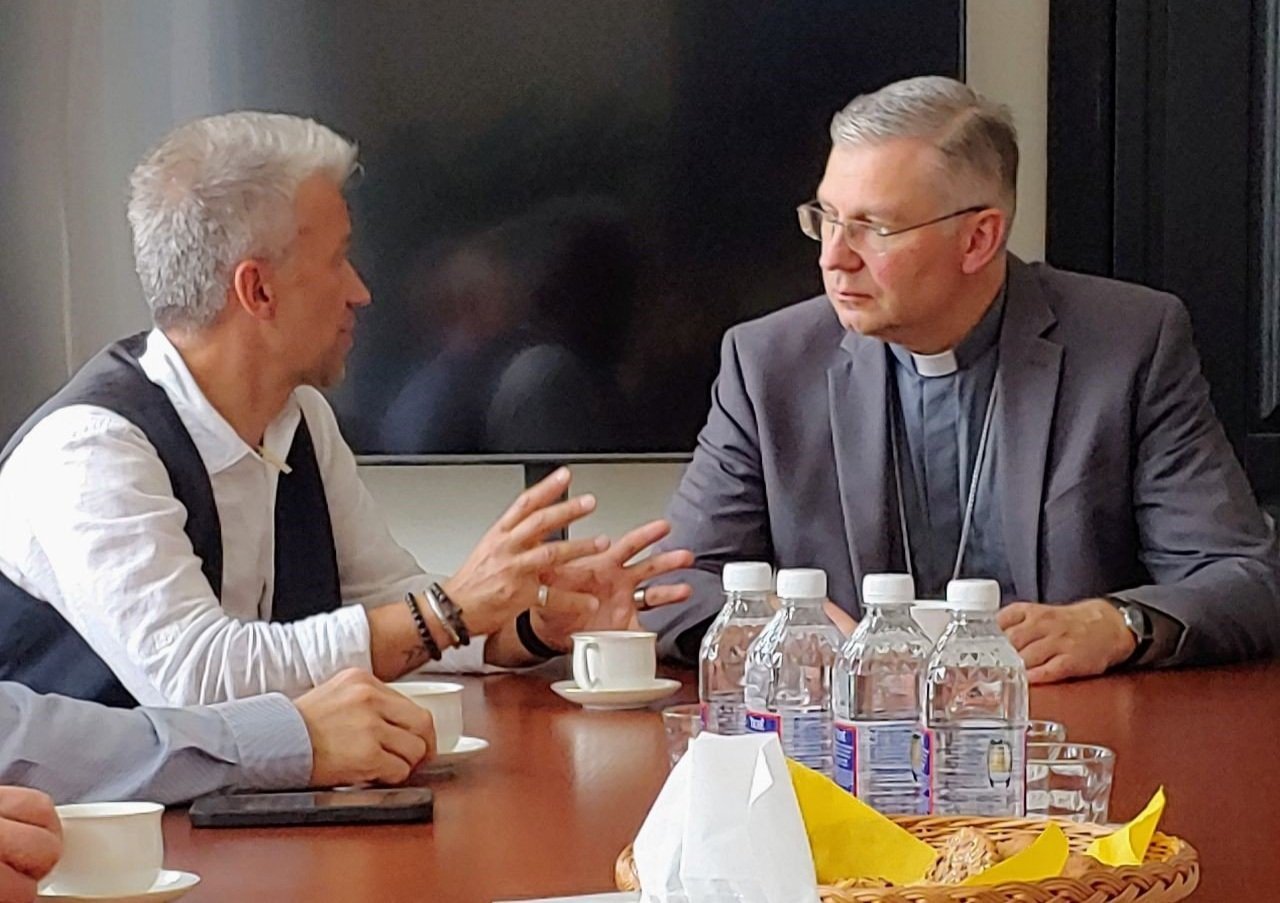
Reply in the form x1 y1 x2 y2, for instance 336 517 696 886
189 787 434 828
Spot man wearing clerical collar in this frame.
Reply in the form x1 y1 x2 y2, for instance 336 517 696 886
644 75 1280 682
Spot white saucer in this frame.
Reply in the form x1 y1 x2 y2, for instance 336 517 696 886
550 678 682 710
40 870 200 903
421 735 490 771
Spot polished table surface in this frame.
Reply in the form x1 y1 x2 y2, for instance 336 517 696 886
163 660 1280 902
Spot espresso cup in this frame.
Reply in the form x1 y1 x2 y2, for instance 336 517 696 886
40 801 164 896
571 630 657 691
390 680 464 752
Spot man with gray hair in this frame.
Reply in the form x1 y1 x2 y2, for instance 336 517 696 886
0 111 692 706
644 75 1280 680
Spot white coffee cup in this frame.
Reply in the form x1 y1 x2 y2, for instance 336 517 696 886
911 600 957 644
390 680 464 752
571 630 657 691
40 801 163 896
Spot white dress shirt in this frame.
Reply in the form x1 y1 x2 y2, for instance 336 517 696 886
0 329 486 705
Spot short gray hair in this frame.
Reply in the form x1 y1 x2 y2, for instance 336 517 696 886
830 76 1018 217
127 111 358 330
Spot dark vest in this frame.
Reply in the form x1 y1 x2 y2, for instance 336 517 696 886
0 333 342 706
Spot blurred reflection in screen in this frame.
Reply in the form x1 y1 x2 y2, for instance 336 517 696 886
225 1 967 457
379 197 638 453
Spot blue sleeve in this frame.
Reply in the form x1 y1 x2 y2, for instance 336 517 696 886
0 682 312 804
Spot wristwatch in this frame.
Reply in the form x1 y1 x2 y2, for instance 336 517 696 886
1107 596 1153 666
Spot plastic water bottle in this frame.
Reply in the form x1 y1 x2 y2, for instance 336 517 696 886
925 579 1028 816
743 568 843 776
699 562 775 734
832 573 932 813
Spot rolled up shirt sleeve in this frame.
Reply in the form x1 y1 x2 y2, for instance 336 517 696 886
0 682 312 805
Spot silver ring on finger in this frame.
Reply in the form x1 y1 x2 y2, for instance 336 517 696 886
537 584 550 607
632 586 650 610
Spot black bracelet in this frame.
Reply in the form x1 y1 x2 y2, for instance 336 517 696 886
515 610 561 660
405 593 442 661
429 582 471 647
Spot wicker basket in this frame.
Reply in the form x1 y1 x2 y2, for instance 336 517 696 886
615 815 1199 903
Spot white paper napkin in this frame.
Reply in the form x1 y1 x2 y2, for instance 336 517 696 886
632 733 819 903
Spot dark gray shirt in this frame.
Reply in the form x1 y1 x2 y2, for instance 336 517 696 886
888 287 1012 599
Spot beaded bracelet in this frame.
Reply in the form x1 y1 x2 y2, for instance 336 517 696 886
405 592 442 661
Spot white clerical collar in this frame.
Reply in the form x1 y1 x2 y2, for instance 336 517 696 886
910 349 958 377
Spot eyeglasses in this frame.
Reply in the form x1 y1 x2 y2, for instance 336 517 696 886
796 202 988 254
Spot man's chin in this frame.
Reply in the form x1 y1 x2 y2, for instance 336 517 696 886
835 309 886 338
304 362 347 390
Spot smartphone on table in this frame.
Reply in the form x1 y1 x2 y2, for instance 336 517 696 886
188 787 434 828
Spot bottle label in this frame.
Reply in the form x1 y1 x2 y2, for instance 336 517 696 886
780 710 831 772
929 726 1026 816
833 721 857 793
745 710 781 735
836 722 932 807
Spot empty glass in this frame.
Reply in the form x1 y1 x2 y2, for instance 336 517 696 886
661 704 703 768
1027 719 1068 743
1025 742 1116 823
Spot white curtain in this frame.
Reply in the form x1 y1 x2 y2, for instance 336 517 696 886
0 0 256 434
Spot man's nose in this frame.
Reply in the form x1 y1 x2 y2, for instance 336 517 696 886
349 266 372 308
818 228 865 272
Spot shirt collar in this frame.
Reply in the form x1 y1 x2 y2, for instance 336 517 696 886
137 329 301 475
889 282 1007 378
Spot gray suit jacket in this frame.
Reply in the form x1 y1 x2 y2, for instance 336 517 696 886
642 256 1280 667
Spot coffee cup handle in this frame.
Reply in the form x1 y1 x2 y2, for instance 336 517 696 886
582 640 603 690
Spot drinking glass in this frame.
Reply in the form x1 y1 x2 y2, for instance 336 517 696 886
1025 742 1115 823
1027 719 1068 743
661 703 703 769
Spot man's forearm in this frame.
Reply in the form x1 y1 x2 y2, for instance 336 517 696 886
0 684 311 804
366 597 454 680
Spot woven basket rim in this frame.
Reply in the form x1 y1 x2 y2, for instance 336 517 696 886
615 814 1200 902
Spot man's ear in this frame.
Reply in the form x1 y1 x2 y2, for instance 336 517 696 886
230 259 276 321
959 209 1007 275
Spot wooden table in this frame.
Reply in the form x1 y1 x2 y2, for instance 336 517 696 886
163 660 1280 902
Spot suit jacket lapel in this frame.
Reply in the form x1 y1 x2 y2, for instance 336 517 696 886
829 329 895 596
996 257 1062 601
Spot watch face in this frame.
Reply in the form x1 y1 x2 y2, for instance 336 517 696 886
1120 602 1151 642
1121 605 1141 632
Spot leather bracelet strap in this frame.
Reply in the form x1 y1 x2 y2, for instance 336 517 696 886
423 586 461 647
428 582 471 647
515 610 561 660
405 593 442 661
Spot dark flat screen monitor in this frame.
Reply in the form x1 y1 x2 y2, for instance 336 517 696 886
245 1 964 461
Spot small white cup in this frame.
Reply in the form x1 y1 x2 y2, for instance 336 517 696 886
571 630 657 691
390 681 464 752
41 801 163 896
911 600 957 644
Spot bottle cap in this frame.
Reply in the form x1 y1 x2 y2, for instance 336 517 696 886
862 573 915 605
945 578 1001 612
776 568 827 600
721 562 773 593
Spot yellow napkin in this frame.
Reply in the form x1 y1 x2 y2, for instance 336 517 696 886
784 759 936 885
1086 787 1166 866
961 822 1069 886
